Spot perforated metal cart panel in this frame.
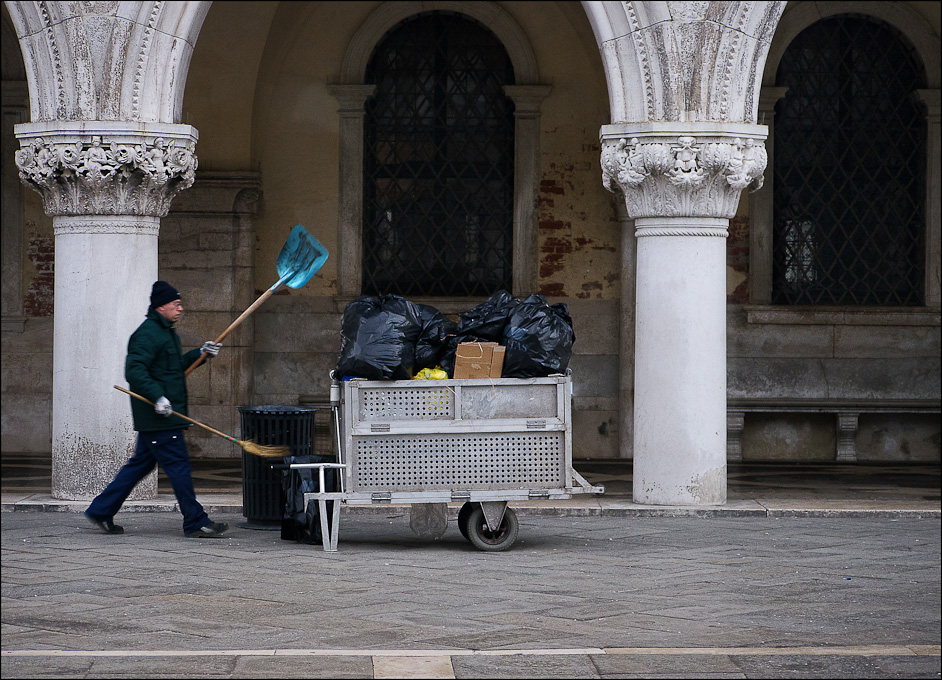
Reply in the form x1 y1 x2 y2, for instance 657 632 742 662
342 375 574 496
295 372 603 551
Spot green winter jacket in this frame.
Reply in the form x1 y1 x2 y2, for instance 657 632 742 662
125 308 203 432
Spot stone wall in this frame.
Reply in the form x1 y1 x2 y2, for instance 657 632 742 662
0 317 52 452
1 1 938 466
728 305 941 461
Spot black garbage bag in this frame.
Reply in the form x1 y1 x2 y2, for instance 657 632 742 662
414 304 458 371
281 454 338 545
501 294 575 378
335 295 424 380
456 289 519 342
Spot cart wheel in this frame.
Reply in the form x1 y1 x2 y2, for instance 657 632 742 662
465 506 519 552
457 502 475 540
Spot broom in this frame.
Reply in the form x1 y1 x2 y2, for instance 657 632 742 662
114 385 292 458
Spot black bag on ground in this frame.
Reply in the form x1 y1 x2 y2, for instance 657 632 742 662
335 295 424 380
281 454 337 545
501 294 575 378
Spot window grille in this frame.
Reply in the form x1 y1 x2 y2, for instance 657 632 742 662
363 12 515 297
772 16 926 306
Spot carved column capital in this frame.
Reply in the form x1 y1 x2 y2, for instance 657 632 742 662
13 122 199 217
599 122 768 221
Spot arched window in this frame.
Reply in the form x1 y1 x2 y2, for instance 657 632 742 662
362 12 515 297
772 15 927 306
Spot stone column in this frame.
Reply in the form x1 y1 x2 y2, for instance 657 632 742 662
504 85 552 296
14 121 198 500
601 122 768 505
749 87 788 305
327 84 376 298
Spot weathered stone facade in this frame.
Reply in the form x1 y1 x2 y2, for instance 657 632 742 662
1 1 939 504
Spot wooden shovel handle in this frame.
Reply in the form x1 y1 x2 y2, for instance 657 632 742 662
184 286 278 376
113 385 235 442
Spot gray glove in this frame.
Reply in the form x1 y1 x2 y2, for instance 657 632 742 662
155 396 172 417
200 341 222 358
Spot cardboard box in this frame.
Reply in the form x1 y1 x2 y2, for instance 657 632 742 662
453 342 505 379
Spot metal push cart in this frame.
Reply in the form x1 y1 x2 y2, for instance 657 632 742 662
290 370 605 552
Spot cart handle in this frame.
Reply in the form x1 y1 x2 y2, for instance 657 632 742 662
289 462 347 497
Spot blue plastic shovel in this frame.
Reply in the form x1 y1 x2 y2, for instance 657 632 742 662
186 224 329 376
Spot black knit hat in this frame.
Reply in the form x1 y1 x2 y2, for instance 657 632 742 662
150 281 181 309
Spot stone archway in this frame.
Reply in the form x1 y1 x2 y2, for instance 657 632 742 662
5 0 791 504
754 2 941 310
330 1 551 298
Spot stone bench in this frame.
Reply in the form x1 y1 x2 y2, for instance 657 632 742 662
726 399 941 462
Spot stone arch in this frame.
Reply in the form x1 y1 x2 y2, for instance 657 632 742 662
580 1 653 123
763 2 940 88
581 1 786 124
4 1 212 123
340 0 540 84
1 6 26 81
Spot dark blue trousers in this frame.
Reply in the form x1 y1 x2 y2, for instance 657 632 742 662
86 429 210 535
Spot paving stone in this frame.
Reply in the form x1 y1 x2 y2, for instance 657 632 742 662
731 654 890 678
1 656 95 679
869 654 942 679
2 512 938 679
87 656 237 677
374 655 455 679
235 655 375 679
453 653 600 679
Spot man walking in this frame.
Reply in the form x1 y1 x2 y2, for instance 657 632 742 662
85 281 230 538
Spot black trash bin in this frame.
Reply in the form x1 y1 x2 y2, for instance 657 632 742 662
238 405 319 530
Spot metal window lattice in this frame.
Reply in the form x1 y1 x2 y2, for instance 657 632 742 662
353 433 564 490
363 12 515 297
772 15 926 306
358 386 455 420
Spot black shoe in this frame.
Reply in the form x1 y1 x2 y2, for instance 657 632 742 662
84 511 123 535
185 521 229 538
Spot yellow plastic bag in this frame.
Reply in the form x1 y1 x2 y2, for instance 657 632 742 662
413 367 448 380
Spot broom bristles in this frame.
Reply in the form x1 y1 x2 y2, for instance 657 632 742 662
239 440 292 458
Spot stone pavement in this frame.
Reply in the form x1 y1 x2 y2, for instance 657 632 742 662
2 508 940 679
2 460 939 678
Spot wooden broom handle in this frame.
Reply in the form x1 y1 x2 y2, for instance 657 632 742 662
184 286 278 377
113 385 236 442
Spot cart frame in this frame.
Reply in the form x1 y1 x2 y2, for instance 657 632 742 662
292 371 604 552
